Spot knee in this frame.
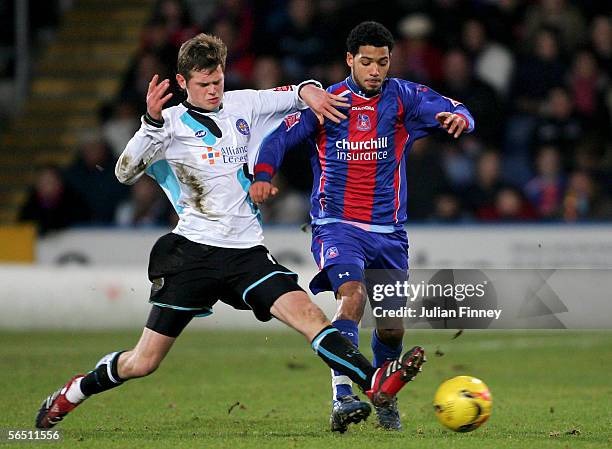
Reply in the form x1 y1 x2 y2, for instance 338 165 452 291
377 328 404 347
123 354 161 379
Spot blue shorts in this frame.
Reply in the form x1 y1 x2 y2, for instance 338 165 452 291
309 222 408 295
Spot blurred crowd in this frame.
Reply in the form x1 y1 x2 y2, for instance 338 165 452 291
18 0 612 233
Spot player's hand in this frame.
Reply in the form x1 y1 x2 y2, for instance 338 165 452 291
300 85 349 124
249 181 279 204
435 112 467 138
146 74 173 121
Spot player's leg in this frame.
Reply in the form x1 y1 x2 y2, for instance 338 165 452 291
368 230 409 369
321 279 373 431
371 313 405 430
332 279 368 395
36 233 214 429
370 326 405 430
270 290 425 408
35 306 193 428
227 250 377 394
309 224 373 431
270 290 378 391
367 229 415 430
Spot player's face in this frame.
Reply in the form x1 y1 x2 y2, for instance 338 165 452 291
176 65 225 110
346 45 390 95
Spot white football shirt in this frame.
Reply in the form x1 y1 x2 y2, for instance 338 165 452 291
115 87 309 248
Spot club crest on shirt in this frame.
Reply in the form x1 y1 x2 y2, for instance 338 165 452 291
325 246 339 259
236 118 250 135
357 113 371 131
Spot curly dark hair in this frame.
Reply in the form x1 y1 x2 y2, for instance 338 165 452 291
346 21 394 55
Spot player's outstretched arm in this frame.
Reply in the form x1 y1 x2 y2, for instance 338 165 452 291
403 82 475 141
299 84 349 124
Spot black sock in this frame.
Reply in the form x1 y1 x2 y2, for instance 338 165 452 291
311 326 376 392
80 351 126 396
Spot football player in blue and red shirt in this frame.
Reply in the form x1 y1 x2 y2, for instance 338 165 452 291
251 22 475 432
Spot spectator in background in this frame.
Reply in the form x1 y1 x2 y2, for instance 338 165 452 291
151 0 199 49
464 0 526 49
523 0 586 53
140 18 178 71
318 60 347 88
573 140 611 196
504 27 567 185
439 137 481 189
439 48 502 145
461 19 514 99
391 14 443 84
589 16 611 77
64 134 129 224
533 87 583 167
524 145 566 219
430 192 466 223
19 165 90 234
562 171 612 221
267 0 325 81
115 176 176 227
102 100 140 158
510 27 566 116
121 51 172 115
406 139 450 220
427 0 470 49
462 150 507 215
204 0 254 56
477 187 537 222
568 50 610 133
211 18 255 89
251 56 285 90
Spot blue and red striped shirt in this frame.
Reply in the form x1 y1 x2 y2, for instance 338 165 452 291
254 76 475 231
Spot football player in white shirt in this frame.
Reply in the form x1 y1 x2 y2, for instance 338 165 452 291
36 33 425 431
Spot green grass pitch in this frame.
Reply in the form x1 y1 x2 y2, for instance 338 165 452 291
1 329 610 448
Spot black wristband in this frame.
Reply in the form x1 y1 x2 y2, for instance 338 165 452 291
144 112 164 128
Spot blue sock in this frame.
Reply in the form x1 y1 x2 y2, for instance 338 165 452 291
331 319 359 400
371 329 402 368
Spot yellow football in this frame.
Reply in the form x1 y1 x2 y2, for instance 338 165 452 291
433 375 492 432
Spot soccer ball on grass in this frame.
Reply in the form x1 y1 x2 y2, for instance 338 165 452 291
433 375 492 432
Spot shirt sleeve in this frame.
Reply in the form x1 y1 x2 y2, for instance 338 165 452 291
249 79 322 128
401 82 475 140
253 108 319 183
241 81 321 173
115 110 171 185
